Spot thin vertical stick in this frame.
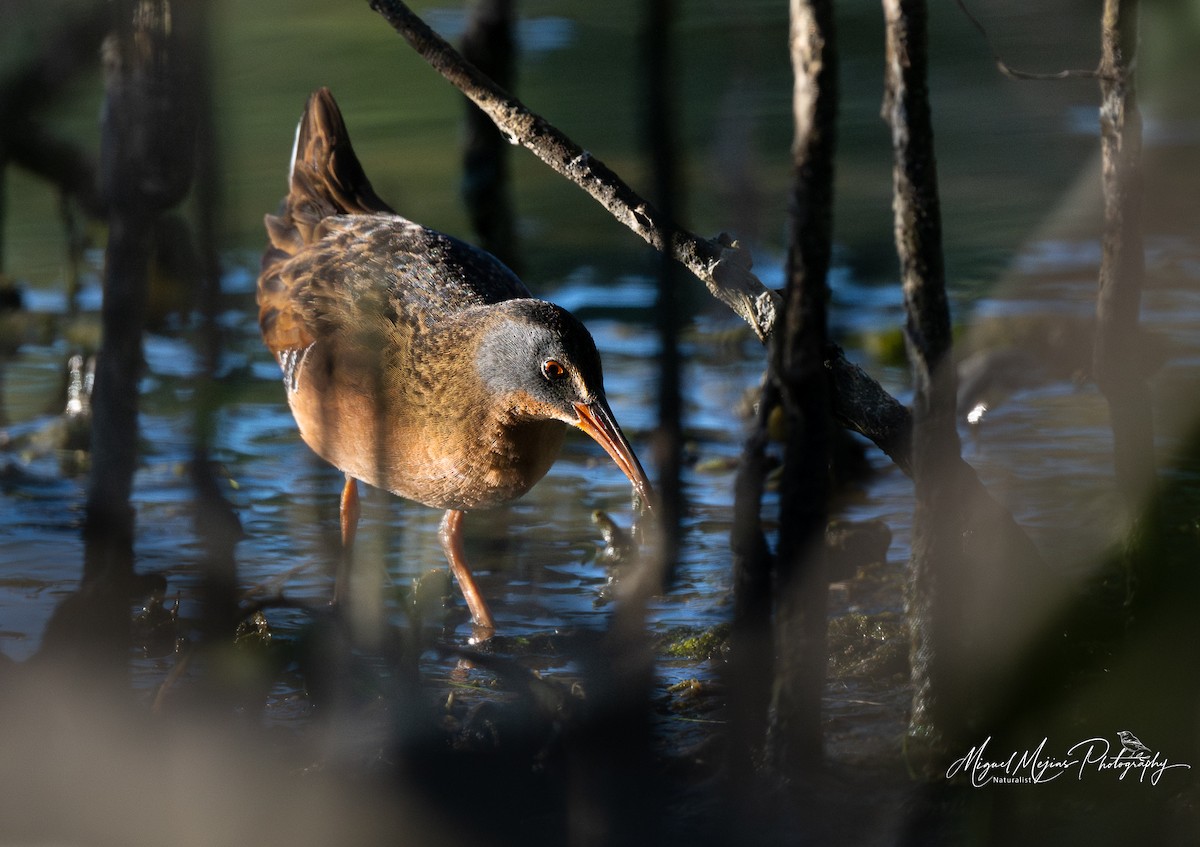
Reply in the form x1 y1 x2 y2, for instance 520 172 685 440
767 0 838 775
1095 0 1153 510
881 0 968 751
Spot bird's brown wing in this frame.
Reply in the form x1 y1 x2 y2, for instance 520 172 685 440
258 86 392 358
260 215 530 366
257 86 528 367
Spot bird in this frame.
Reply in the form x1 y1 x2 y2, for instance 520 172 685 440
256 88 653 634
1117 730 1152 758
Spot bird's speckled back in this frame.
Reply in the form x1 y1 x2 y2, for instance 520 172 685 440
256 86 529 368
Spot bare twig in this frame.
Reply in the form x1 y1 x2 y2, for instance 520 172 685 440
368 0 780 342
954 0 1101 81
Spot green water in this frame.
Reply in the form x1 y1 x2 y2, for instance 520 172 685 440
7 0 1117 292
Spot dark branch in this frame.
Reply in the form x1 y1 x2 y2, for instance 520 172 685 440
368 0 779 341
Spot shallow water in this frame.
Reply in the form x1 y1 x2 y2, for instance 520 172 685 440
4 227 1199 698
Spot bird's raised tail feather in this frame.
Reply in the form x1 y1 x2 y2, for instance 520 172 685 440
258 87 393 354
282 86 392 226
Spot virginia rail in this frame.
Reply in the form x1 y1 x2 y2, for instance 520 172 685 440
257 88 653 633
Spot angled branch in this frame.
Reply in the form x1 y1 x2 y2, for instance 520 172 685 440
368 0 779 341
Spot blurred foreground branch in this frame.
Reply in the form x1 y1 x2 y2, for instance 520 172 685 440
84 0 196 592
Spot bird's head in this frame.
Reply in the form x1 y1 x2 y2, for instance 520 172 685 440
475 299 654 511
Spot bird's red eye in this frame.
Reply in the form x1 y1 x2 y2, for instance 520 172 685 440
542 359 567 381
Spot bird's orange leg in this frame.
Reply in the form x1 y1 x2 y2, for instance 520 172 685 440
333 475 361 604
438 509 496 634
340 475 360 549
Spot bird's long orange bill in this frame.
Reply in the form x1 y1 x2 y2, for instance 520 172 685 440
574 399 654 513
